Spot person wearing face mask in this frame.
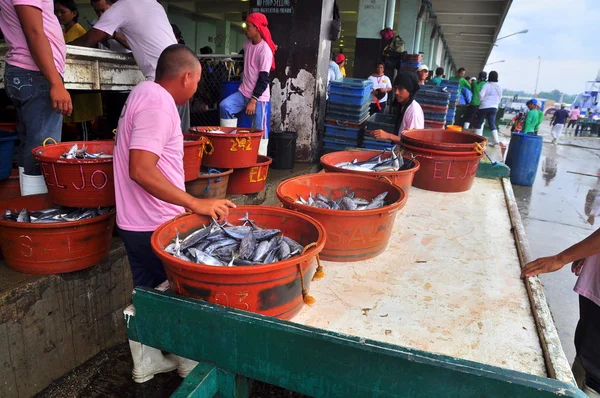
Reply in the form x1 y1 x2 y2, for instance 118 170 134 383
369 71 424 144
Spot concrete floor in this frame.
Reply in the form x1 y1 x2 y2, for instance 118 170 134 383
503 121 600 364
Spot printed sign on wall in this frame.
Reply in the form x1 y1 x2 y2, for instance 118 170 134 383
251 0 294 15
356 0 386 39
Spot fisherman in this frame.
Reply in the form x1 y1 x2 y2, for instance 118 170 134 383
522 99 540 134
463 72 487 130
89 0 130 52
431 67 444 86
367 61 392 114
474 71 502 146
521 228 600 398
550 103 569 145
416 64 429 86
329 52 343 81
335 53 347 77
113 44 235 383
0 0 72 195
69 0 191 133
219 12 276 156
533 102 545 135
449 67 471 96
370 71 424 144
568 106 581 131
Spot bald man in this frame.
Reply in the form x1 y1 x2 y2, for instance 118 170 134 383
114 45 235 382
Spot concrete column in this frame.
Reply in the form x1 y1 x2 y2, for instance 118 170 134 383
385 0 395 29
427 29 436 67
215 20 231 54
249 0 334 162
419 16 432 63
413 14 423 53
396 0 420 53
354 0 387 78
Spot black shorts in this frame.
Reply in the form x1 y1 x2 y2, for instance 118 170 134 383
575 295 600 392
567 119 577 128
118 227 167 288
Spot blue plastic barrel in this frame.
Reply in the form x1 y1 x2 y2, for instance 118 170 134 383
0 130 18 180
220 81 271 133
504 133 543 186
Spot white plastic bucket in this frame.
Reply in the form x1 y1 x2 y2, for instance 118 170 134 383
220 118 238 128
21 173 48 196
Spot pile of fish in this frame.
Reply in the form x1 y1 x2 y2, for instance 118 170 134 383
60 144 113 159
334 148 415 172
296 191 388 211
165 214 304 267
3 207 113 223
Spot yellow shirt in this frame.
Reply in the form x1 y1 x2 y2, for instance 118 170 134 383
340 66 346 78
62 23 104 123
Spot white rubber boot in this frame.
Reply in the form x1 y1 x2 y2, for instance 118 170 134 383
463 122 470 130
474 128 483 136
21 173 48 196
220 118 238 128
258 138 269 156
490 129 500 147
129 339 178 383
169 354 199 379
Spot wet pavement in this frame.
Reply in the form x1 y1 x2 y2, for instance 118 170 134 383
505 122 599 363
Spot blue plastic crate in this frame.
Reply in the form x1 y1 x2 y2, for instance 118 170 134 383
323 138 360 151
362 138 393 150
325 124 363 140
417 97 450 107
326 104 371 123
366 113 396 133
328 91 372 107
424 111 448 122
329 78 372 96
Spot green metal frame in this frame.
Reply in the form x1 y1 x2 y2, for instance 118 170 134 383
127 287 586 398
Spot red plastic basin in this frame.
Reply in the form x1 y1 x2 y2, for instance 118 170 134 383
227 155 272 195
401 129 487 153
188 126 263 169
182 134 207 182
276 173 406 262
151 206 326 320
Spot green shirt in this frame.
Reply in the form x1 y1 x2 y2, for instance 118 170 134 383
470 81 487 106
431 76 443 86
523 110 539 133
534 109 544 131
450 76 471 93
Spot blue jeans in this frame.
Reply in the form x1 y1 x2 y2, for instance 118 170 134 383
219 90 269 139
475 107 498 131
4 64 63 175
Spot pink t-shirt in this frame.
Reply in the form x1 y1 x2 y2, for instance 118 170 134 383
93 0 176 80
398 100 425 133
574 253 600 306
239 39 272 102
569 109 580 120
113 81 185 231
0 0 66 75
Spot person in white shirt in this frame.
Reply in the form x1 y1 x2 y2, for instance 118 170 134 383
474 71 503 147
367 61 392 114
328 52 342 81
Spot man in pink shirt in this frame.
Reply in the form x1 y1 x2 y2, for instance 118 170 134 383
0 0 72 193
220 12 276 155
567 106 581 131
522 229 600 397
114 44 235 383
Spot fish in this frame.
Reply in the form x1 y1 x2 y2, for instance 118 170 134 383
296 191 389 211
4 206 113 223
333 146 415 173
61 144 112 159
164 219 303 267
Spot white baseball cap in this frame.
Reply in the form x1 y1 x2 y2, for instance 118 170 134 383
417 64 429 72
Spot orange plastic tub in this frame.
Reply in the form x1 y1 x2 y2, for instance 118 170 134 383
401 129 486 152
277 174 406 262
401 142 483 193
185 168 233 199
227 155 272 195
188 126 263 169
0 194 115 274
32 140 115 207
151 206 326 320
447 125 463 132
320 150 420 196
182 134 207 182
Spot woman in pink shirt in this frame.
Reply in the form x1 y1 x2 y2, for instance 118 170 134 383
370 71 424 144
522 229 600 396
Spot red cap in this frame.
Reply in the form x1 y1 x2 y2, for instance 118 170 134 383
335 54 346 64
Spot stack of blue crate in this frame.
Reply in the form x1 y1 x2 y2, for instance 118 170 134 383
363 113 396 150
439 80 460 126
415 86 450 129
324 78 373 152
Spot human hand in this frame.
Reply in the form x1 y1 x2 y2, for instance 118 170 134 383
520 255 565 278
571 258 585 276
370 129 391 141
189 199 236 221
50 83 72 116
246 100 256 115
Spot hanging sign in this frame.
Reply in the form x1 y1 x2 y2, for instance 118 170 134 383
251 0 294 15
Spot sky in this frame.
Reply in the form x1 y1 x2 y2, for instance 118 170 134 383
486 0 600 95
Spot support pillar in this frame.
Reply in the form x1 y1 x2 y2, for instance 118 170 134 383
385 0 395 29
427 28 436 68
396 0 420 53
354 0 387 78
215 20 231 54
419 16 433 64
249 0 334 162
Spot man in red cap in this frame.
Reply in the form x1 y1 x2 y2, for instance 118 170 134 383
220 12 276 155
335 53 346 78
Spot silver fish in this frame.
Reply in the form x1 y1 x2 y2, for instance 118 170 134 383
180 225 213 250
252 240 271 262
339 197 358 211
17 208 30 223
239 230 257 260
205 238 238 255
187 248 224 266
